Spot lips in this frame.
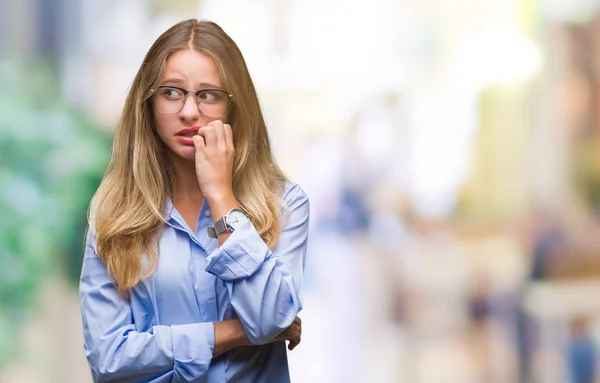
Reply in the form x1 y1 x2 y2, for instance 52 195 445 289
174 126 200 146
175 126 201 137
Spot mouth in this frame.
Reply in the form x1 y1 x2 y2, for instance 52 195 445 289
175 126 201 137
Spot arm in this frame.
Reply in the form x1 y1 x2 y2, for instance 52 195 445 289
204 184 310 344
79 233 248 382
192 121 308 344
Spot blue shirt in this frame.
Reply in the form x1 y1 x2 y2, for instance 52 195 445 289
79 183 309 382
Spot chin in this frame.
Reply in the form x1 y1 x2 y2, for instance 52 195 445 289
168 143 196 162
178 147 196 161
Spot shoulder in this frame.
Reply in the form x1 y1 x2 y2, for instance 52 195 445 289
83 227 105 262
85 227 97 250
281 182 309 212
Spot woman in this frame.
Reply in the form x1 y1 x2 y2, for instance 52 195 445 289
79 19 309 382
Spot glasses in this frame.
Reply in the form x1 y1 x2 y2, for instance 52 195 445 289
150 85 232 117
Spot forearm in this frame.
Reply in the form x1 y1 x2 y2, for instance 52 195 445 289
213 319 251 357
226 259 302 344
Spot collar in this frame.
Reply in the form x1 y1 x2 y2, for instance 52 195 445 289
164 196 176 221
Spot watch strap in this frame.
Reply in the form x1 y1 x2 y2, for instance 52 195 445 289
207 216 230 238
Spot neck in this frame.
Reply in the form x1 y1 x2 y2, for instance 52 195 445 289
168 153 203 203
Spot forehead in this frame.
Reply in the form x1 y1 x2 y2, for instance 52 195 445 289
161 49 222 86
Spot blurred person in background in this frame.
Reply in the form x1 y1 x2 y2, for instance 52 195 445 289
79 19 309 382
566 317 596 383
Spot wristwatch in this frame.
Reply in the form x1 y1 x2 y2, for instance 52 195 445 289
207 208 249 238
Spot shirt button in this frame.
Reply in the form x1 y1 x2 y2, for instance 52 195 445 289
205 210 211 217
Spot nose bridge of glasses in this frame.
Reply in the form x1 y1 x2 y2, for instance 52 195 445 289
173 89 197 115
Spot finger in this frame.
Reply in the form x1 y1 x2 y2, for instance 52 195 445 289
288 321 300 329
284 329 301 339
286 336 299 346
209 120 226 151
224 124 234 153
294 316 302 326
197 125 217 149
288 337 301 351
193 135 206 155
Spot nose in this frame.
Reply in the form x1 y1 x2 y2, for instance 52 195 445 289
179 93 202 123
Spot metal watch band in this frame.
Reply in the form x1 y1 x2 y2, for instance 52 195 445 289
207 216 229 238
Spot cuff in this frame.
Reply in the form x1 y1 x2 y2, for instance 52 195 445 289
171 322 214 381
205 219 272 281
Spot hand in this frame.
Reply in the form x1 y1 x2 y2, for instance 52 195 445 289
192 120 235 199
271 316 302 351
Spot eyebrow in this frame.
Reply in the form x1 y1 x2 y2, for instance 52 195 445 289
161 78 223 89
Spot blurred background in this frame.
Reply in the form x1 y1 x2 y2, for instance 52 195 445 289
2 0 600 382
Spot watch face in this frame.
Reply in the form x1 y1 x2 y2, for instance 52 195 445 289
226 209 249 228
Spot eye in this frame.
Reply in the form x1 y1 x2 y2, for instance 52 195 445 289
198 90 224 103
159 87 184 100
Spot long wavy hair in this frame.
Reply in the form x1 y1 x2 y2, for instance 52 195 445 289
89 19 288 296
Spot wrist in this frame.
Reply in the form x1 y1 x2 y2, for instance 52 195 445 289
203 187 233 205
213 319 250 357
205 190 240 221
232 319 251 347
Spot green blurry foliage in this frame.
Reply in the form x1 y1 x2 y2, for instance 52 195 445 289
0 58 111 367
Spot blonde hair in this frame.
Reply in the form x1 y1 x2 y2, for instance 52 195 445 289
89 19 288 296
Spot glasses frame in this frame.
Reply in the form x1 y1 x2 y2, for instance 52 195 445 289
150 85 233 117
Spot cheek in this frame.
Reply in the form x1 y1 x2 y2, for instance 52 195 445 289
215 111 232 126
154 115 175 138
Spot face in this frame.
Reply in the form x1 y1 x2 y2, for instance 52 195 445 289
152 49 228 161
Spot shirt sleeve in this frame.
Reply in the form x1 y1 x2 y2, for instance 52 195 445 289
204 183 310 344
79 232 215 383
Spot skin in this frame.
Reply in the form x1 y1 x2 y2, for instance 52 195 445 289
153 49 301 356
